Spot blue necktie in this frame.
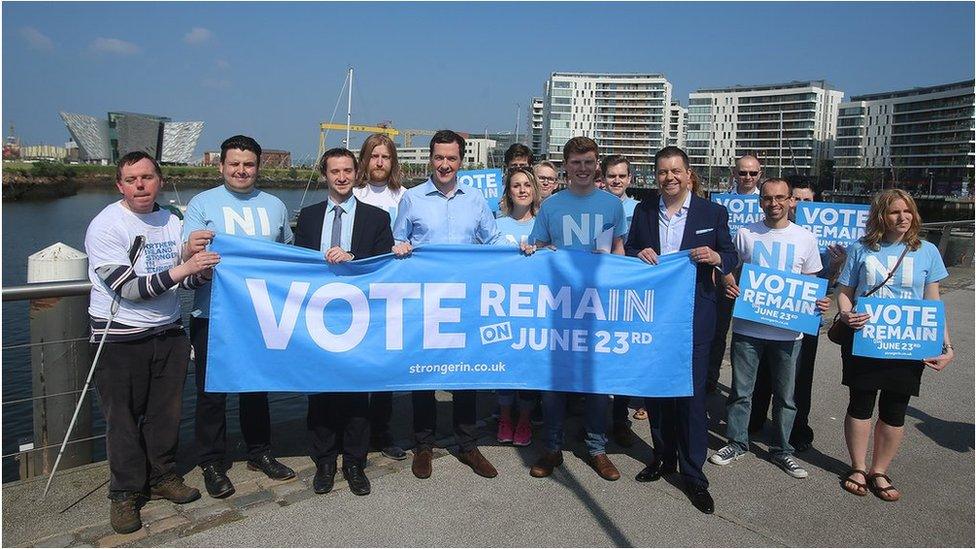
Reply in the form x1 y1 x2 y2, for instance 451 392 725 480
331 205 344 248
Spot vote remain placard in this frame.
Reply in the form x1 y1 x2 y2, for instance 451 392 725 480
852 297 945 360
795 201 870 251
732 263 827 335
710 194 764 236
457 168 504 213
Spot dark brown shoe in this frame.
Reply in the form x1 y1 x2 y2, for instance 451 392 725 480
109 496 142 535
529 451 564 478
588 453 621 481
412 447 433 479
150 475 201 504
458 448 498 478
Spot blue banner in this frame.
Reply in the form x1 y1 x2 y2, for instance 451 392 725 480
853 297 945 360
710 193 764 236
457 168 504 212
206 234 696 397
795 201 869 251
732 263 827 335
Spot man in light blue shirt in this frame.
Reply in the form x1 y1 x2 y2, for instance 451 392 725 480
181 135 296 499
524 136 625 483
602 154 640 234
391 130 500 481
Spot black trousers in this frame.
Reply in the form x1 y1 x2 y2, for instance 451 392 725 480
369 392 394 444
612 395 645 426
647 340 711 489
707 294 735 391
412 390 478 452
93 329 189 497
308 392 370 467
750 332 818 444
191 317 271 467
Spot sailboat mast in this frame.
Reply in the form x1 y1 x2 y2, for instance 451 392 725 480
346 67 353 149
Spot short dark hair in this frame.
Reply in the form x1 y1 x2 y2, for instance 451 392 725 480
600 155 630 176
789 178 818 199
220 135 262 165
504 143 534 167
116 150 161 182
654 146 689 170
760 177 792 196
319 148 358 175
429 130 466 159
563 136 598 159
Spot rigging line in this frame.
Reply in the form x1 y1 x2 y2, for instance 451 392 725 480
2 336 89 351
1 433 106 459
300 71 349 211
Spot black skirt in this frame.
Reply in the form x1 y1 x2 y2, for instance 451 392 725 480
841 339 924 396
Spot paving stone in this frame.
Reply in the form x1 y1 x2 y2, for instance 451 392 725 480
269 479 306 501
179 508 244 537
94 528 147 548
229 489 274 511
73 523 115 545
32 533 76 547
278 488 315 507
144 515 190 536
139 502 178 524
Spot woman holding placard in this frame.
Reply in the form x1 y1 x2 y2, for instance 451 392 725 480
834 189 954 501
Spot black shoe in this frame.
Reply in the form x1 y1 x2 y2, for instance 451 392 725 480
687 486 715 514
635 460 676 482
381 445 407 460
247 453 296 481
313 462 337 494
342 462 371 496
792 439 813 453
201 464 235 499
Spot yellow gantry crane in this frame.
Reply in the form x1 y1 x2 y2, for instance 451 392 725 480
318 122 439 159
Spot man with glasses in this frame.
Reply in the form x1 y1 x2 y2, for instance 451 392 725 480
709 178 828 479
533 161 559 201
708 154 764 393
748 181 847 452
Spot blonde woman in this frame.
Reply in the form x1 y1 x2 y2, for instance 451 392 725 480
835 189 953 501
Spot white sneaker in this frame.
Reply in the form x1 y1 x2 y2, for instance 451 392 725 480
772 454 808 479
709 444 746 466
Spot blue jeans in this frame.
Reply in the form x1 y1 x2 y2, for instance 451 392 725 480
542 392 609 456
726 333 800 457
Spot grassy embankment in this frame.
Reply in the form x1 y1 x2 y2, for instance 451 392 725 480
2 161 318 184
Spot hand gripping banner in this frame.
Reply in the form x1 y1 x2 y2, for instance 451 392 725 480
207 234 696 397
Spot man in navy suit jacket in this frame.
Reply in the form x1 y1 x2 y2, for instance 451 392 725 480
625 146 737 515
294 148 394 497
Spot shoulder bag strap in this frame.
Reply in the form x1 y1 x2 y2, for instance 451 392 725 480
863 245 911 298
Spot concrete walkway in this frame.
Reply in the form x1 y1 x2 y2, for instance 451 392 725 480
3 268 973 547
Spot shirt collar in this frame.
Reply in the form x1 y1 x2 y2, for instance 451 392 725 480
327 194 356 212
421 178 463 198
658 190 692 213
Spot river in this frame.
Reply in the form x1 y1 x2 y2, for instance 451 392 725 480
1 185 331 483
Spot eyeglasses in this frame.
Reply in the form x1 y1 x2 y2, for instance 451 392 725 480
761 195 791 203
738 171 760 177
537 176 557 183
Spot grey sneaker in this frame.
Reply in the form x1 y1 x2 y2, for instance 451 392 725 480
709 444 746 466
771 454 808 479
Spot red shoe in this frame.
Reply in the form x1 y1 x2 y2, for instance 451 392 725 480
497 416 514 443
513 417 532 446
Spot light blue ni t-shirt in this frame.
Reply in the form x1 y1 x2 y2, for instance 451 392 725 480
529 187 626 252
494 216 535 248
837 240 948 301
182 184 294 318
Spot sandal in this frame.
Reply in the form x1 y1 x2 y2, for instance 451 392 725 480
867 472 901 502
842 469 869 496
632 408 648 421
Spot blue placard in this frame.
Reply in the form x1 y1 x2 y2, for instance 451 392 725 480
206 234 696 397
795 201 869 251
732 263 827 335
852 297 945 360
457 168 504 212
710 193 764 236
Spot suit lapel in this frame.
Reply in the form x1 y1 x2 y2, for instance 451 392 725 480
649 194 662 253
350 198 366 255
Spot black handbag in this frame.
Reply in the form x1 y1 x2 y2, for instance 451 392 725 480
827 245 910 345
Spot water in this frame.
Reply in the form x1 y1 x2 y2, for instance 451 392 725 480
1 184 331 483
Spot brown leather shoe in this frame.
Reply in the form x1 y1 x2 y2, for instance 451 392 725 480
588 453 621 481
529 451 564 478
458 448 498 478
412 447 433 479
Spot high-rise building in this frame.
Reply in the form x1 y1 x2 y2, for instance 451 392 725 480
835 80 974 192
59 111 203 165
540 72 673 180
668 101 687 148
687 80 844 183
531 97 544 158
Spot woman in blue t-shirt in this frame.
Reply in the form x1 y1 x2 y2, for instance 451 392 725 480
835 189 954 501
493 167 541 446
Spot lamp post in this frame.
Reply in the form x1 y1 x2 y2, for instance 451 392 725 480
927 170 934 196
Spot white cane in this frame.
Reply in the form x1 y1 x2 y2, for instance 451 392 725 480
42 236 145 500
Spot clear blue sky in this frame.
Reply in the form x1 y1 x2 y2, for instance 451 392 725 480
3 2 973 162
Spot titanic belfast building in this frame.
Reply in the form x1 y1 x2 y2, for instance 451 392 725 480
59 111 203 165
